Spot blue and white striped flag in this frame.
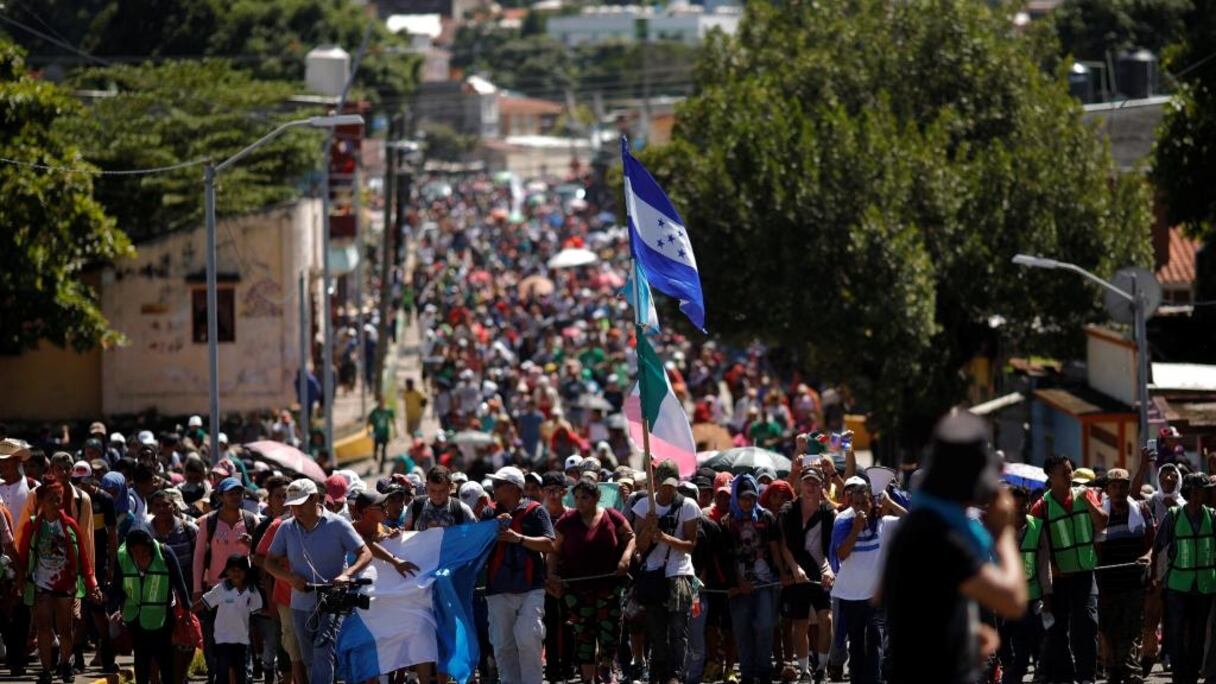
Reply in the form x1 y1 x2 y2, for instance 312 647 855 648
621 137 706 331
621 260 661 335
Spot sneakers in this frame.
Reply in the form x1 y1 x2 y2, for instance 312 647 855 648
72 651 85 673
57 661 73 683
36 670 52 684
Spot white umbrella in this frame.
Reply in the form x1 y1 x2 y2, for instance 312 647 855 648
547 248 598 269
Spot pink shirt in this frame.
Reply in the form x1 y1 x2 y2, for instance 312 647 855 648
193 512 253 594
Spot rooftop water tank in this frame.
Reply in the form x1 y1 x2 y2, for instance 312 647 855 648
306 45 350 98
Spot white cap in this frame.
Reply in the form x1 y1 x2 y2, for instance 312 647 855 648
188 415 203 428
459 481 487 509
109 432 125 444
488 466 526 489
844 475 868 491
452 471 469 484
218 432 229 445
284 479 319 506
564 454 584 471
137 430 157 446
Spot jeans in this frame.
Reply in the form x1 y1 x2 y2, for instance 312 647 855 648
5 602 30 671
729 586 778 682
253 613 279 674
1165 589 1212 684
828 597 847 670
485 589 546 684
129 621 174 684
686 596 709 684
214 643 249 684
1098 588 1144 682
291 608 342 684
998 599 1042 684
646 601 691 683
1045 572 1098 683
839 599 883 684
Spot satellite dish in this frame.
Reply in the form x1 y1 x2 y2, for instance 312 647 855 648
1103 267 1161 324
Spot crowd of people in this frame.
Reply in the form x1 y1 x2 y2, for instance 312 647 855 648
2 173 1214 684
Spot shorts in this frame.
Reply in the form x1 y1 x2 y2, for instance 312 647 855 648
277 604 302 663
781 582 830 620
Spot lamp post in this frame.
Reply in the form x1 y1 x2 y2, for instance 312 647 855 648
204 114 364 463
1011 254 1151 450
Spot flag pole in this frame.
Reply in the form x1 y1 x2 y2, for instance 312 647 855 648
623 136 658 513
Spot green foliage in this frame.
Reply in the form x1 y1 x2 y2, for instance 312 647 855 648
1151 0 1216 237
1051 0 1192 61
59 60 324 241
646 0 1152 441
4 0 418 103
0 39 133 353
420 121 478 161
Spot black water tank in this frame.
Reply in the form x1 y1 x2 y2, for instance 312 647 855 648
1068 62 1094 103
1117 49 1157 99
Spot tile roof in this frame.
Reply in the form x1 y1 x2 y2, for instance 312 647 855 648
1157 226 1201 286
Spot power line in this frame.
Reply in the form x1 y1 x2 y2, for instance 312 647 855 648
0 12 110 66
0 156 207 176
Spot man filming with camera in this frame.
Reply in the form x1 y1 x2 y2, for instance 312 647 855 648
266 479 373 683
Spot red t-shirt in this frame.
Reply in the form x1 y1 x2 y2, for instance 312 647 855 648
554 507 630 581
255 518 292 608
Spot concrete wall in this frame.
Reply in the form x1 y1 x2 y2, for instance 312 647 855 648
0 343 101 421
100 200 322 417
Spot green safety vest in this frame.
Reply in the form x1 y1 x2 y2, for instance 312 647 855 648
23 519 85 606
1166 506 1216 595
1020 516 1043 601
118 542 171 630
1044 488 1096 574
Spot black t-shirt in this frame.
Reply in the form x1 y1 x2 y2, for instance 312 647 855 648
90 489 117 576
882 509 985 684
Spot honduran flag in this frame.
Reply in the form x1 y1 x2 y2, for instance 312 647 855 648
337 521 499 683
624 332 698 478
622 137 705 332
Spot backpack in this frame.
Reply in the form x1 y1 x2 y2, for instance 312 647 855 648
408 497 467 530
201 509 259 586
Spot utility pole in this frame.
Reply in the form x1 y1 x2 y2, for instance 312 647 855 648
373 115 399 400
298 272 310 444
353 160 366 418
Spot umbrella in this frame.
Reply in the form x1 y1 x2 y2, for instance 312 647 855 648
1002 462 1047 490
243 441 326 483
700 446 792 476
547 248 598 269
696 450 720 466
451 430 495 447
577 395 614 411
517 274 555 300
692 423 734 452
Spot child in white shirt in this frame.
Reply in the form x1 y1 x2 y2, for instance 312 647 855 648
196 555 262 684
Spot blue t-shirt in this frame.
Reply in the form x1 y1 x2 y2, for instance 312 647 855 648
267 510 367 610
486 501 555 595
518 412 544 457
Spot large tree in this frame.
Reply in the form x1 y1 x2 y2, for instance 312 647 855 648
1051 0 1192 61
0 40 132 353
60 60 323 241
646 0 1152 448
1152 0 1216 238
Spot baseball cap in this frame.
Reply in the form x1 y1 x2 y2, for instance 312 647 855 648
188 415 203 428
1160 426 1182 439
736 477 758 497
800 467 824 482
137 430 157 446
218 432 229 445
216 477 244 493
452 471 469 485
844 475 869 491
540 471 567 489
755 466 777 483
70 461 93 480
284 479 319 506
353 490 387 509
83 438 104 453
89 421 107 436
1106 468 1130 482
524 471 542 487
676 481 699 498
1072 468 1096 485
564 454 584 471
109 432 125 445
489 466 526 489
713 470 733 494
459 481 487 509
325 474 349 504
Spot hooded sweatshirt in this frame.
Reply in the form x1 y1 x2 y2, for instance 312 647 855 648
1149 464 1186 522
725 475 778 584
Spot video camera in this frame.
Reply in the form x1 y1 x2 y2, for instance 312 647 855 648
307 577 373 615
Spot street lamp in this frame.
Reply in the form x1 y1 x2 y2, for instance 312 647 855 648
204 114 364 463
1011 253 1151 450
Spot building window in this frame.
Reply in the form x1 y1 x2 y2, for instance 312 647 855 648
192 287 236 343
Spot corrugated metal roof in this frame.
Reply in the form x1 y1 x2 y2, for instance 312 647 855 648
1157 226 1200 286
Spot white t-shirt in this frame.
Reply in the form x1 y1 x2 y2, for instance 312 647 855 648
830 510 899 601
0 477 30 524
202 582 263 645
631 496 701 578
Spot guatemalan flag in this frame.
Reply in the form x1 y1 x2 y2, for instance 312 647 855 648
622 138 706 331
337 521 499 684
624 332 698 478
